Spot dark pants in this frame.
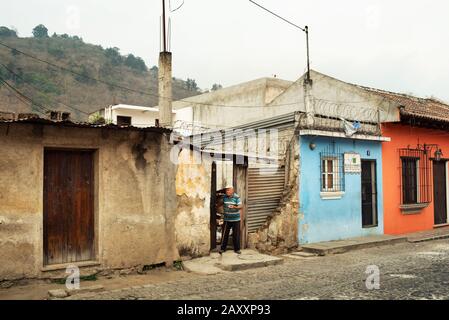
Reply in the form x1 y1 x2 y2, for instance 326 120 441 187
221 221 241 252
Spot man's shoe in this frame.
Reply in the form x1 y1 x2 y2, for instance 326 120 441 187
219 250 224 255
235 250 242 254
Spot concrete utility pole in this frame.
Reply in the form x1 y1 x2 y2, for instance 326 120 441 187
158 0 173 128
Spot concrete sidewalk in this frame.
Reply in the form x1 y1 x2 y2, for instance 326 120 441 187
300 235 407 256
182 250 283 275
406 226 449 243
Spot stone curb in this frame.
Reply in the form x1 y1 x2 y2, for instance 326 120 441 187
408 234 449 243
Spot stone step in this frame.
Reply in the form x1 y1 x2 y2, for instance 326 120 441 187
182 250 283 274
301 235 407 256
289 251 318 258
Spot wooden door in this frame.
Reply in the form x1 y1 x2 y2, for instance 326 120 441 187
44 149 95 265
361 160 378 227
433 161 447 225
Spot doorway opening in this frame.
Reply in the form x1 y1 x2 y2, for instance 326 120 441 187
210 157 248 251
433 160 448 226
361 160 378 228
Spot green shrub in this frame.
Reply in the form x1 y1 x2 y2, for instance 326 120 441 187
0 26 17 37
48 47 65 59
124 54 147 72
32 24 49 38
104 47 122 66
88 112 106 124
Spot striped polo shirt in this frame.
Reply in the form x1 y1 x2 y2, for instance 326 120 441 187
223 193 242 222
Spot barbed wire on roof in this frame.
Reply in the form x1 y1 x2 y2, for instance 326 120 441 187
313 98 380 122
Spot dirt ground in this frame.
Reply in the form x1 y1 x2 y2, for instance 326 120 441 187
0 267 194 300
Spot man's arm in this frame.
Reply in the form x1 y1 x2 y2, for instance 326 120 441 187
231 199 243 209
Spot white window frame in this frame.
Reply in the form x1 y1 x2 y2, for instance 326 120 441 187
321 157 341 193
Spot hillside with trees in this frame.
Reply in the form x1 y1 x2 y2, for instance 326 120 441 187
0 25 202 120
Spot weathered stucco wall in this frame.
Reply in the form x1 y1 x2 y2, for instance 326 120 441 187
269 70 400 123
0 123 180 280
175 149 211 258
247 136 300 254
171 78 293 134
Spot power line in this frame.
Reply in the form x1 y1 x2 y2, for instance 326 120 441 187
248 0 305 32
0 40 162 99
0 40 307 109
169 0 185 12
248 0 311 82
0 62 89 115
0 76 49 116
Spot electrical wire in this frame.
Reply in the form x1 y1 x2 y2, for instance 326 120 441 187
0 40 161 99
169 0 185 12
0 77 48 116
0 62 89 115
248 0 306 32
0 40 307 109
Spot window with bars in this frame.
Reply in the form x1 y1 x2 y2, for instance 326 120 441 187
399 148 432 205
320 145 345 193
401 157 418 204
321 157 340 191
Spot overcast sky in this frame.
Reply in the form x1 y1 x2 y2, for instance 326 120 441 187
2 0 449 101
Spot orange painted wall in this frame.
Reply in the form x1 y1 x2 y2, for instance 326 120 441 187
382 123 449 235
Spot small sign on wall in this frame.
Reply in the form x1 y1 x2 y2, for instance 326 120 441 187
344 153 361 174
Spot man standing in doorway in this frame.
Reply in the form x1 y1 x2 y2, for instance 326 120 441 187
220 185 243 255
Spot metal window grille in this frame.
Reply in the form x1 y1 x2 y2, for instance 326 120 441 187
399 148 432 204
320 144 345 192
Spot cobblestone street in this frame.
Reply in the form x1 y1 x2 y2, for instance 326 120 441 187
68 239 449 300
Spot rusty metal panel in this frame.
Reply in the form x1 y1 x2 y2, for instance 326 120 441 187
246 165 285 233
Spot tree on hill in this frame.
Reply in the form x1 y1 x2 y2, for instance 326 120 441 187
74 64 96 85
186 78 198 91
32 24 49 38
0 26 17 37
47 47 65 59
104 47 122 66
211 83 223 91
0 34 202 120
124 54 147 72
150 65 158 75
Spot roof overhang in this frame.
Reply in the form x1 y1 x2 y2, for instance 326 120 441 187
176 142 280 163
299 129 391 142
111 105 177 114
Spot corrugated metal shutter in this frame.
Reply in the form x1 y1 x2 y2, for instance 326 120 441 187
246 165 285 233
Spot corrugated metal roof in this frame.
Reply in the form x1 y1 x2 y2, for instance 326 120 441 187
0 113 172 133
189 112 297 149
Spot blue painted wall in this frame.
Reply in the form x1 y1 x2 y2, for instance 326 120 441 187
299 136 384 244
